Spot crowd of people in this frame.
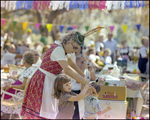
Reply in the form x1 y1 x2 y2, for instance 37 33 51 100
1 28 149 119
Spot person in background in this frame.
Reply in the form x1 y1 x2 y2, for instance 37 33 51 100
14 41 23 65
40 32 48 46
145 47 149 75
70 54 96 119
9 31 14 43
1 30 5 49
100 48 112 65
30 49 42 67
103 33 117 63
22 28 33 48
117 40 131 61
1 44 22 66
21 41 30 53
138 36 149 73
86 48 102 70
95 35 104 57
2 51 36 115
41 46 49 60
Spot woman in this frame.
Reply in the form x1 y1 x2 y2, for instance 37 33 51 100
118 40 131 61
21 31 89 119
1 51 36 114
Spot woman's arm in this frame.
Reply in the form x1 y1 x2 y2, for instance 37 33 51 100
7 77 27 90
58 60 87 85
68 57 85 77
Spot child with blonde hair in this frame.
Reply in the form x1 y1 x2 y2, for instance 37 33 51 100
53 74 92 119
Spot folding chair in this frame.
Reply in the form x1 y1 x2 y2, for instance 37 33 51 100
1 88 24 119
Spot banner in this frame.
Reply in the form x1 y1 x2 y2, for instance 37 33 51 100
71 25 78 29
13 21 17 28
85 26 89 31
136 24 141 31
1 19 7 27
122 24 128 34
67 27 74 31
46 23 53 32
59 25 64 33
22 22 28 30
109 26 115 33
35 23 41 30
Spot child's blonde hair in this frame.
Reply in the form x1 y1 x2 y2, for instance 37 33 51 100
53 74 71 99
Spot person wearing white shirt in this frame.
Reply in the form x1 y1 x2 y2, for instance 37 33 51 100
100 48 112 65
138 37 149 73
70 54 95 119
103 33 117 63
1 44 22 66
95 35 104 57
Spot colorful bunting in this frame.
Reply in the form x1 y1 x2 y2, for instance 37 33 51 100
67 27 74 31
85 26 89 31
136 24 141 31
35 23 41 30
1 19 7 27
109 26 115 33
122 24 128 34
13 21 17 28
59 25 64 33
46 23 53 32
22 22 28 30
71 25 78 29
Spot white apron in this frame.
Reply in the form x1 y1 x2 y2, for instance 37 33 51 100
39 68 59 119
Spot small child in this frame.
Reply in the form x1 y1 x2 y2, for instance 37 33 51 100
83 82 112 119
53 74 91 119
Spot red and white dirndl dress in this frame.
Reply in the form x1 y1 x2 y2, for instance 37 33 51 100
21 43 63 119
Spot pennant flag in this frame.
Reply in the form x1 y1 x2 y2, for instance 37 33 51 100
46 23 53 32
35 23 41 30
122 24 128 34
97 26 101 33
71 25 78 29
59 25 64 33
136 24 141 31
67 27 74 31
109 26 115 33
22 22 28 30
1 19 7 27
13 21 17 28
85 26 89 31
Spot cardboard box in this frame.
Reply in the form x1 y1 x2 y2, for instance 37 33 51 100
98 85 127 101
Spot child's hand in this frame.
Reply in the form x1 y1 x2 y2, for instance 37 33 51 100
107 106 111 111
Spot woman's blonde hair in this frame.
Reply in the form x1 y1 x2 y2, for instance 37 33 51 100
62 30 77 44
53 75 71 99
23 51 35 65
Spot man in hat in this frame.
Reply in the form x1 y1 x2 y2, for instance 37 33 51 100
22 28 33 48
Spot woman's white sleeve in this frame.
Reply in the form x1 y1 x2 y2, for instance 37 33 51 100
51 47 67 61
